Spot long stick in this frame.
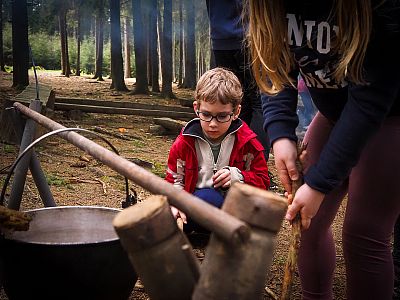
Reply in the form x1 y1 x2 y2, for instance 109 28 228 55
13 102 250 245
280 141 306 300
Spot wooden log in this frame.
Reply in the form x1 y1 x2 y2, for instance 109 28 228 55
55 97 194 113
113 195 200 300
192 183 287 300
0 206 32 231
148 124 167 136
178 98 194 108
153 117 186 134
14 102 251 245
53 102 195 121
15 84 55 110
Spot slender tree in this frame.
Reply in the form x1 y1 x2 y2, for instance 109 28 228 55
181 0 196 89
131 0 148 94
0 0 5 71
12 0 29 88
161 0 174 98
149 0 159 92
59 2 71 77
123 16 131 78
109 0 128 91
75 0 82 76
93 0 105 80
178 0 183 86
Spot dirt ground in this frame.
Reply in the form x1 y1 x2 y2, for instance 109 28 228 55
0 71 347 299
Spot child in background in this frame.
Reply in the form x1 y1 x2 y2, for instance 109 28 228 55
165 67 269 233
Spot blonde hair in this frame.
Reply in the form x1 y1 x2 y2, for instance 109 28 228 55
246 0 373 94
194 67 243 111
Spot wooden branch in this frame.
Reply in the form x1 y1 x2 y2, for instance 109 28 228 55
280 141 307 300
69 177 107 194
265 286 278 300
92 126 143 141
0 206 32 231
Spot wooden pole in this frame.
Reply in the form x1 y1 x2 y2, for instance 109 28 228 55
13 102 250 245
192 183 287 300
113 195 200 300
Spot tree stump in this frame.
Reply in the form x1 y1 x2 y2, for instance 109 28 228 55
113 195 200 300
192 183 287 300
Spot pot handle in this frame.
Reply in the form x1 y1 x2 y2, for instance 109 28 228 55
0 127 137 208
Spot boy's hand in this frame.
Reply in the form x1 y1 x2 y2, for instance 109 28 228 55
170 206 187 224
213 168 231 189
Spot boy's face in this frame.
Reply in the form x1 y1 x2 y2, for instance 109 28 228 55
193 100 241 143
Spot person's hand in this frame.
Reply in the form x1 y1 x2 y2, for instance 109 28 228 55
213 168 231 189
285 183 325 230
272 138 299 193
170 206 187 224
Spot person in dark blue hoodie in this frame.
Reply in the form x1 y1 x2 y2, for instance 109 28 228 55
248 1 400 299
205 0 271 165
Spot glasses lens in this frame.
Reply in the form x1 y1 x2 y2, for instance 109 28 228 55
216 114 232 123
198 112 212 122
197 111 233 123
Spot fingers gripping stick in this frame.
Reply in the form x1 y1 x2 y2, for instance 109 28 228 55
280 141 307 300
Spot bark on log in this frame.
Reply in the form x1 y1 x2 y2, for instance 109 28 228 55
113 195 200 300
153 117 186 134
0 206 32 231
55 97 194 113
54 103 194 120
193 183 287 300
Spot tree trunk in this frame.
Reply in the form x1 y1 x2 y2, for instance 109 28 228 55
11 0 29 88
149 0 159 93
131 0 149 94
182 0 196 89
110 0 128 91
161 0 174 99
75 4 81 76
178 0 183 86
59 6 71 77
93 2 104 81
123 16 131 78
0 0 5 72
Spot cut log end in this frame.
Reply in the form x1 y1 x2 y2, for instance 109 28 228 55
113 195 167 229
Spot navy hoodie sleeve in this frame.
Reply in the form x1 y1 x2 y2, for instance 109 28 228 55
261 74 300 146
305 30 400 193
262 3 400 194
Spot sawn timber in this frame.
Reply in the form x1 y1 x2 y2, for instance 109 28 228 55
54 97 195 121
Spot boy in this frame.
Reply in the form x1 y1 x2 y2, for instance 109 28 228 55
165 67 270 232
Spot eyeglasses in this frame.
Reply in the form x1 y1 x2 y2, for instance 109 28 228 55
196 111 234 123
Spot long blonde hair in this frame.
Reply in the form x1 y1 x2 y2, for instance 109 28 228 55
247 0 372 94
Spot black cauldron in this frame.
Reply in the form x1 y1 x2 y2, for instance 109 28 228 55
0 206 137 300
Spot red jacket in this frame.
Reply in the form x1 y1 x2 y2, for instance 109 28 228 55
165 119 270 193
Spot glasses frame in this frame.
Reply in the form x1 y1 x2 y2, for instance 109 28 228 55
196 110 235 123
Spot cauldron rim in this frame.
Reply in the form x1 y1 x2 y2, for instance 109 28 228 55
3 205 122 245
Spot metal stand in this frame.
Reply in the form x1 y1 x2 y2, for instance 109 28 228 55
7 100 55 210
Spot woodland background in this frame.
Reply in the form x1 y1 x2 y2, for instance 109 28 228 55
0 0 209 95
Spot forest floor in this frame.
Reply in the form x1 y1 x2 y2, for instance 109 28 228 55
0 70 347 299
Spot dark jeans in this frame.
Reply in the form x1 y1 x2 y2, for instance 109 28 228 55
213 49 270 157
183 188 224 234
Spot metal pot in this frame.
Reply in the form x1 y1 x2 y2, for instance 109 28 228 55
0 206 137 300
